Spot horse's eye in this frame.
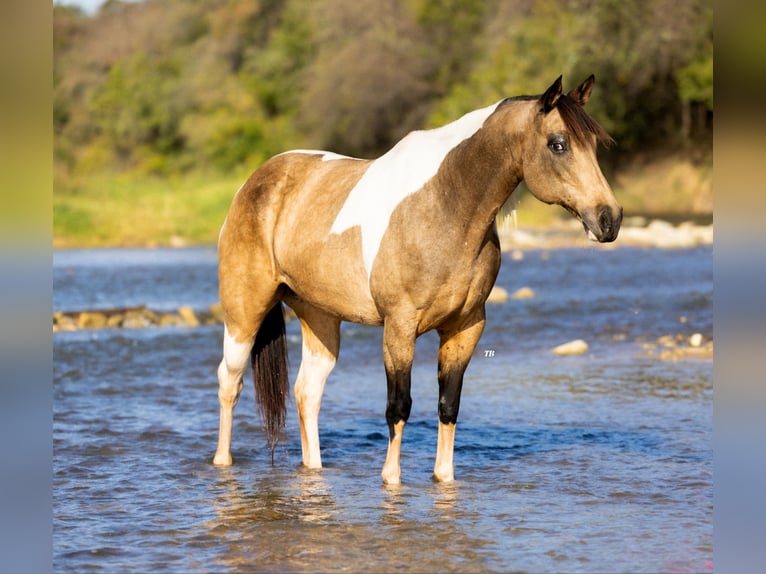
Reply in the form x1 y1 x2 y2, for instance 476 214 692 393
548 137 568 154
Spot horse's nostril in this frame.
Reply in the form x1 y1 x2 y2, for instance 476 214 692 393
599 208 612 234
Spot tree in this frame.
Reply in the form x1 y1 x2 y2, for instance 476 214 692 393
297 0 435 156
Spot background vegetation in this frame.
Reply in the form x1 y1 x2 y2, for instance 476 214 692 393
53 0 713 247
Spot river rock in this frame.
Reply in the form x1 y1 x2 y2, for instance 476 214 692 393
487 285 509 303
122 308 153 329
511 286 535 300
178 306 200 327
53 312 77 332
77 311 108 329
159 313 184 327
551 339 589 355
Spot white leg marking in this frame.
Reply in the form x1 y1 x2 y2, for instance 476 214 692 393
294 340 336 469
434 421 456 482
381 420 406 485
330 101 504 278
214 326 253 466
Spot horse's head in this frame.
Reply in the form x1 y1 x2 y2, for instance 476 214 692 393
521 75 622 243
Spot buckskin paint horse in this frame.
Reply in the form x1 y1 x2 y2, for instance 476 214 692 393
213 75 622 484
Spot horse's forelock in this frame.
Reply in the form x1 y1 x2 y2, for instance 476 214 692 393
556 95 615 149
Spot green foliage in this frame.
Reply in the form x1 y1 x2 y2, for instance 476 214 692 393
428 0 585 126
409 0 487 92
92 53 185 165
677 54 713 109
242 0 316 117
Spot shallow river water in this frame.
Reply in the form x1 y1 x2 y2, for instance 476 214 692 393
53 245 712 573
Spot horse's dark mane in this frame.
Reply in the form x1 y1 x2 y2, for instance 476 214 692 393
498 95 537 105
498 93 615 148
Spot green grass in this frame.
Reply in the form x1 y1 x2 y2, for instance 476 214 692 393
54 169 250 247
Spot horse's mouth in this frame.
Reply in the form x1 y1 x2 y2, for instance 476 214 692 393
562 204 621 243
560 204 597 240
583 221 599 242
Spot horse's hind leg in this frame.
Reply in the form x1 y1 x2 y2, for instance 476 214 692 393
292 303 340 469
213 324 254 466
213 239 281 466
433 311 486 482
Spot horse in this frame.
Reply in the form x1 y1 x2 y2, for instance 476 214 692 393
213 75 621 484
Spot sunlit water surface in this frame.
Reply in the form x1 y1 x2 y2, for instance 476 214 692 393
54 246 712 573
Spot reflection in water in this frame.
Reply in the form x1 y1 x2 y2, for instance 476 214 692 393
432 480 459 513
380 483 406 525
204 465 345 571
289 469 338 525
208 466 338 528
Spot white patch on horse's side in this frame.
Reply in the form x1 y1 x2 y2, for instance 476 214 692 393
278 149 358 162
329 101 504 279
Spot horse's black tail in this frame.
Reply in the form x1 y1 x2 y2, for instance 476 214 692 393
251 302 289 461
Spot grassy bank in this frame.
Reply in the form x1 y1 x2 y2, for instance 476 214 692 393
53 155 712 248
53 169 249 248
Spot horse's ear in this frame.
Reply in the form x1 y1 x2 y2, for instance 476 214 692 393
567 74 595 106
540 75 563 113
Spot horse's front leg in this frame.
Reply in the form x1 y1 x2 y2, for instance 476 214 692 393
434 312 486 482
381 318 416 485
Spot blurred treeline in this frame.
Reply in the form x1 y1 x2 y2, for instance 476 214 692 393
54 0 712 178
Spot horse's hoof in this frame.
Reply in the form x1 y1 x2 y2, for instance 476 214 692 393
213 453 233 466
381 467 401 485
432 471 455 483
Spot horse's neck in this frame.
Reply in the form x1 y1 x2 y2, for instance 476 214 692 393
438 109 526 239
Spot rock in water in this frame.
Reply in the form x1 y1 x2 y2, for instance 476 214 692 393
511 287 535 300
77 312 108 329
178 306 200 327
551 339 589 355
487 285 509 303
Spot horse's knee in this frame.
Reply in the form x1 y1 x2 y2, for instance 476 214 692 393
385 393 412 427
438 397 460 425
437 367 464 425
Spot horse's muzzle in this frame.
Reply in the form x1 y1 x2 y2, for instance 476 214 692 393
583 205 622 243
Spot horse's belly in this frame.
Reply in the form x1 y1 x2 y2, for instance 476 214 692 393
278 234 383 325
283 278 382 325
